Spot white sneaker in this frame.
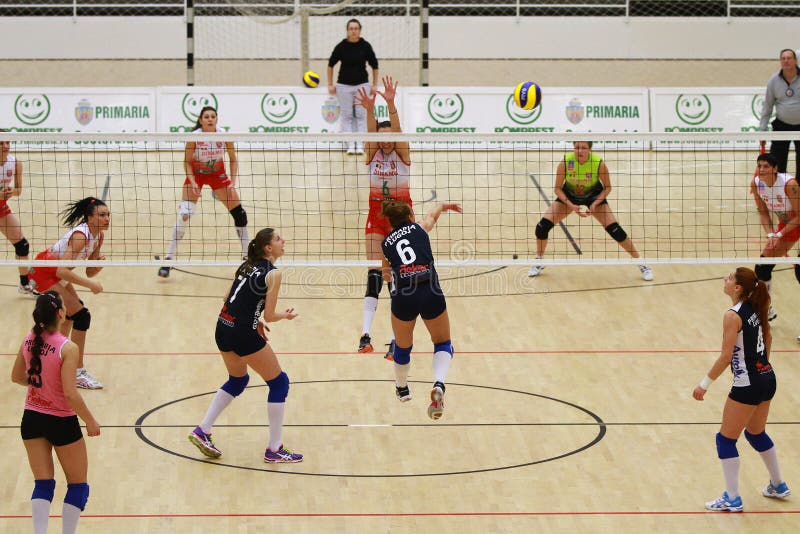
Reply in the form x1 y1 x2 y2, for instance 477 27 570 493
76 368 103 390
18 283 40 296
638 264 654 281
768 306 777 322
528 264 544 277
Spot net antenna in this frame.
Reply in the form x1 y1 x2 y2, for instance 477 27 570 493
222 0 358 76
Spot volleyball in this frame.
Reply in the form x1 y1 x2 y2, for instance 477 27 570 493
303 70 321 88
513 81 542 110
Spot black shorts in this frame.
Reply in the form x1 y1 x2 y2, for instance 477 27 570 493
555 193 607 207
215 321 267 357
728 374 777 405
20 409 83 447
391 280 447 322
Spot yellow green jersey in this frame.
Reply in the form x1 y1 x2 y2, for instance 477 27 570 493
563 152 604 201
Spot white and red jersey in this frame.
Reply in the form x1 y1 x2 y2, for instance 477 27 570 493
367 149 411 203
754 172 797 225
22 330 75 417
48 222 101 260
1 154 15 190
191 127 227 175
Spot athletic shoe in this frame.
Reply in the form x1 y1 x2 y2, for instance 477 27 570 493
528 264 544 277
346 148 357 155
385 339 396 361
768 306 777 321
427 382 445 420
355 148 365 155
264 445 303 463
763 481 791 499
705 491 743 512
396 385 412 402
188 426 222 458
18 283 39 296
76 368 103 390
639 264 654 281
157 266 171 278
358 334 373 353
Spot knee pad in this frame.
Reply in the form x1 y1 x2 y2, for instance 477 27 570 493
32 479 56 502
744 429 774 452
794 263 800 284
393 344 412 365
715 432 739 460
755 263 775 282
266 371 290 403
178 200 195 219
605 222 627 243
221 374 250 397
67 307 91 331
433 340 454 357
535 218 554 240
13 238 29 257
64 482 89 511
365 269 383 299
229 205 248 228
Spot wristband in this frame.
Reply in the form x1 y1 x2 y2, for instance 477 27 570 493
699 375 713 390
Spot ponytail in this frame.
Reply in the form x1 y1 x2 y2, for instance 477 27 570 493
60 197 106 227
735 267 771 338
236 227 275 278
28 291 63 388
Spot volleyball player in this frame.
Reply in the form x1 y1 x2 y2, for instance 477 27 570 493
353 75 410 356
750 152 800 322
0 133 36 295
11 291 101 534
381 200 461 420
529 141 653 281
158 106 249 278
693 267 790 512
188 228 302 463
28 197 109 390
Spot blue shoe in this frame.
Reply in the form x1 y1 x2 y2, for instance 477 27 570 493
264 445 303 463
705 491 743 512
188 426 221 458
763 481 791 499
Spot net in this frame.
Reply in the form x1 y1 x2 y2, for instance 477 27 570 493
2 131 798 268
195 1 421 85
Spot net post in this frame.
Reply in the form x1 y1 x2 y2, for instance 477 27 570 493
186 0 195 86
419 0 429 87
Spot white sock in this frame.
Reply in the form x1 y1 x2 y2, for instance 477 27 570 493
721 457 740 497
167 215 189 259
394 363 410 388
199 389 235 434
432 350 453 384
267 402 286 452
61 502 81 534
31 498 51 534
759 447 783 486
236 225 250 256
362 296 378 336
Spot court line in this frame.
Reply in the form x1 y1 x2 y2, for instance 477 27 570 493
2 510 799 518
529 173 582 255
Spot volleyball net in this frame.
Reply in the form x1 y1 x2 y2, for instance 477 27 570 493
1 131 796 268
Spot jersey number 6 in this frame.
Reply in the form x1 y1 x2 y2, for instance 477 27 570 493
396 239 417 264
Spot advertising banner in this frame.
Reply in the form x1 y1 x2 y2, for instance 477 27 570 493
650 87 769 149
0 88 155 149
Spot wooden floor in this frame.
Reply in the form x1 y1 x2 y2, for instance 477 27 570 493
1 260 799 533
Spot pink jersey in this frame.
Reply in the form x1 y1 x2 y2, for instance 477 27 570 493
22 330 75 417
367 149 411 203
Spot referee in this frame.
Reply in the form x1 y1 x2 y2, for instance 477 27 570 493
760 49 800 176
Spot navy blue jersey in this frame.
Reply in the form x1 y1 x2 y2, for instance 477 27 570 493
730 300 774 387
382 222 437 289
218 260 276 333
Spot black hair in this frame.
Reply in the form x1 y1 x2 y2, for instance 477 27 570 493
382 200 413 229
757 152 779 168
780 48 797 60
236 227 276 278
28 291 63 388
194 106 218 130
60 197 107 228
376 120 392 130
346 18 362 30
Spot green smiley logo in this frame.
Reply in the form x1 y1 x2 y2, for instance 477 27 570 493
427 94 464 125
675 94 711 125
505 94 542 125
14 94 51 126
261 93 298 124
181 93 218 124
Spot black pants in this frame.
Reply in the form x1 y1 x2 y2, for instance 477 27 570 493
770 118 800 175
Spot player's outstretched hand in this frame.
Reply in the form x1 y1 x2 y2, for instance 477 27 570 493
355 86 376 112
283 308 298 320
442 203 462 214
